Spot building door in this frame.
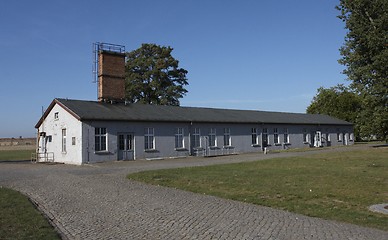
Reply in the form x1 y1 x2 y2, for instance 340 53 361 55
118 133 134 160
39 132 47 153
314 131 322 147
262 133 268 148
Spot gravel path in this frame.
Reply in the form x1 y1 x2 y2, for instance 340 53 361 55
1 145 387 239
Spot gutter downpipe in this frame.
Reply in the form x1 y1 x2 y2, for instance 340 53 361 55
188 121 193 156
261 121 265 152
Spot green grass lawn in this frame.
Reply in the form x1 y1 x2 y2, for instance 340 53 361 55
0 150 34 161
0 187 60 239
128 147 388 231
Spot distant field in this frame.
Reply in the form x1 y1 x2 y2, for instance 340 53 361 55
0 138 35 161
128 147 388 231
0 145 35 151
0 138 35 151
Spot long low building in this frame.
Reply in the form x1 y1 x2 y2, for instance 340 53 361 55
34 98 354 165
34 45 354 165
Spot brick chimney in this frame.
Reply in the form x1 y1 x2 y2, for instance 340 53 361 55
98 47 126 102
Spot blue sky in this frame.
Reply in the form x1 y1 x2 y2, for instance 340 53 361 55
0 0 347 138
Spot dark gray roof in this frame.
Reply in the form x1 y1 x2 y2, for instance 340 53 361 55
36 98 353 128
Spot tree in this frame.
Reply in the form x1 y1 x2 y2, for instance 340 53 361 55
125 43 188 106
336 0 388 141
307 85 362 139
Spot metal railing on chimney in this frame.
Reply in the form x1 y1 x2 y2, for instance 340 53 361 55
92 42 125 83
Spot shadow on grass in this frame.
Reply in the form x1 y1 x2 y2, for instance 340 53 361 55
0 159 30 164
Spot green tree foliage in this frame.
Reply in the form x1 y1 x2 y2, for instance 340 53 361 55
125 43 188 106
336 0 388 141
307 85 362 139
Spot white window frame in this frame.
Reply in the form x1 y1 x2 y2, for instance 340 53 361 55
193 128 201 148
303 128 309 143
223 128 231 147
175 127 184 149
144 127 155 150
95 127 107 152
337 129 342 142
62 128 67 153
283 128 289 144
251 128 258 145
274 128 279 145
209 128 217 147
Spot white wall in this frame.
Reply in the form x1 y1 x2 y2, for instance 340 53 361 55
38 104 83 165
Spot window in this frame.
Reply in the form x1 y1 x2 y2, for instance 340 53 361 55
119 135 125 150
193 128 201 148
209 128 216 147
262 128 268 146
325 128 330 142
62 129 66 153
251 128 258 145
283 128 289 143
95 127 107 151
303 128 309 143
337 129 342 142
72 137 76 145
223 128 231 146
144 128 155 150
273 128 279 144
338 133 343 142
175 127 184 149
119 134 133 151
54 112 59 120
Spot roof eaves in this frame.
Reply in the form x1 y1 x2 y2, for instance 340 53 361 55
34 99 82 129
35 99 56 129
55 99 82 121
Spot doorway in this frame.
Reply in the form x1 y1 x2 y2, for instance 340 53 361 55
262 132 268 149
314 131 322 147
118 133 134 160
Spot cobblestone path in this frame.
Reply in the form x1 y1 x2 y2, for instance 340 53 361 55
1 146 387 239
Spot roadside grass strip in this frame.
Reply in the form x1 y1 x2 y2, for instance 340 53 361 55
0 187 60 239
0 150 34 161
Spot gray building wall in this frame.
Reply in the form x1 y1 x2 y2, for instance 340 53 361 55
82 120 354 164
